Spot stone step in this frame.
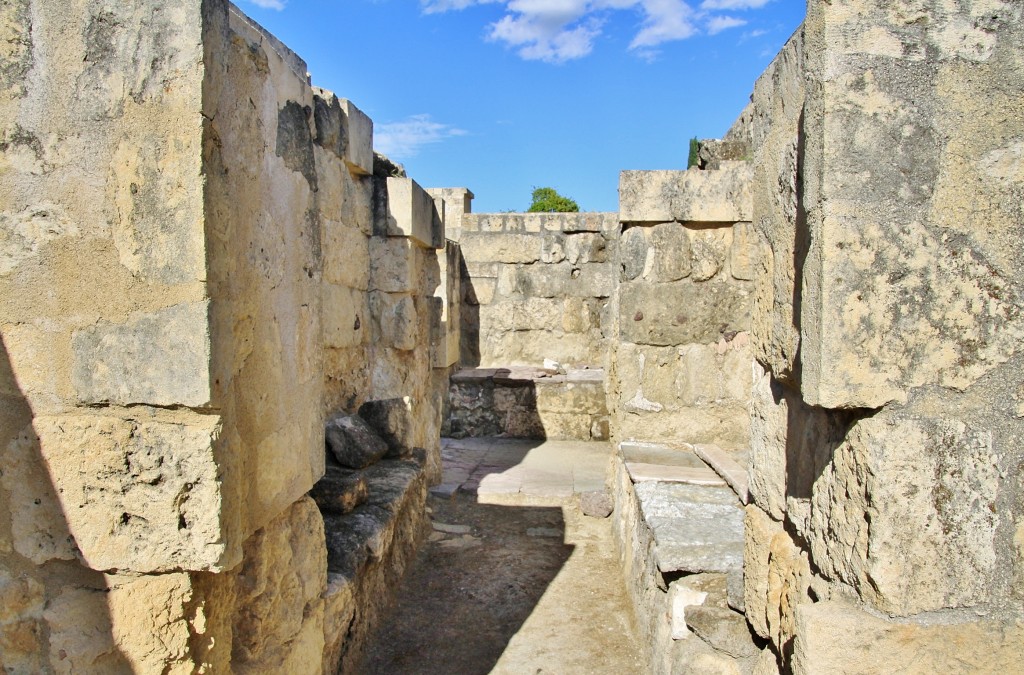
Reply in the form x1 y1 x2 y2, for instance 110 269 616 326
322 457 425 579
634 481 744 574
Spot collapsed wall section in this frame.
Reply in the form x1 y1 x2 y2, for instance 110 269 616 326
745 4 1024 672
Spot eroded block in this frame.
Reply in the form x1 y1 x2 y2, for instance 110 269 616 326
383 177 443 249
619 163 753 224
72 301 211 408
26 414 225 573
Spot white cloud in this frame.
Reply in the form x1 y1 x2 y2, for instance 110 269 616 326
374 115 467 159
705 15 746 34
700 0 772 9
423 0 772 61
247 0 286 10
630 0 697 49
421 0 501 14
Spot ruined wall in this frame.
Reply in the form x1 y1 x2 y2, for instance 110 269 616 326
745 3 1024 672
0 1 453 671
459 212 618 369
613 164 757 455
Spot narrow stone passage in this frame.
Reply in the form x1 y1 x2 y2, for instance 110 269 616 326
359 439 646 674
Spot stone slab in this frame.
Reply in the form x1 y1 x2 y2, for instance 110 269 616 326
619 279 752 346
619 442 707 469
692 443 749 504
625 462 726 486
634 482 744 574
383 177 442 249
619 163 753 223
310 466 370 515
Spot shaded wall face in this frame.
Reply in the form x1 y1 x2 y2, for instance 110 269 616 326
745 3 1024 671
459 213 619 369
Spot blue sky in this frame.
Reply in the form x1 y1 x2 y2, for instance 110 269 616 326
238 0 806 212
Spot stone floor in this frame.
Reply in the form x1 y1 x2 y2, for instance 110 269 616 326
431 437 612 506
359 437 645 674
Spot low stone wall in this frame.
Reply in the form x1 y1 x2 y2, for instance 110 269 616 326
459 212 619 369
446 367 608 440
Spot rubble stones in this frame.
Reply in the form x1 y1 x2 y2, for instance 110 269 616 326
580 490 613 518
359 398 415 459
310 466 370 514
325 414 389 469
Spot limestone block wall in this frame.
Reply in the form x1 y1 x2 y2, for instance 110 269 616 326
744 4 1024 672
459 212 619 369
0 0 453 671
612 164 757 456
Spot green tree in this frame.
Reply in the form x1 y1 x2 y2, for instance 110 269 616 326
528 187 579 213
687 137 700 169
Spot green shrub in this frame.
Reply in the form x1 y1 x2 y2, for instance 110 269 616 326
687 137 700 169
527 187 579 213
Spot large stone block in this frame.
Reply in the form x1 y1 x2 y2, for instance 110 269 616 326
619 163 753 224
231 496 327 674
795 0 1024 409
322 284 365 349
322 220 369 290
12 414 225 573
72 302 211 407
0 570 45 673
807 413 1001 615
369 291 417 351
459 232 541 264
647 222 691 282
369 237 419 293
619 279 753 346
381 177 443 249
791 601 1024 675
312 89 373 175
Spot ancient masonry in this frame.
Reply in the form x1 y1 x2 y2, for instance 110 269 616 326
1 1 1022 673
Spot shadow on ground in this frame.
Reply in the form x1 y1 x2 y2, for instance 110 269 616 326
359 494 572 675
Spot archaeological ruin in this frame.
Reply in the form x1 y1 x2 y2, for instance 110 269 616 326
1 0 1022 672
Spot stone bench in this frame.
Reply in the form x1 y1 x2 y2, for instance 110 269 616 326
612 442 762 674
445 366 608 441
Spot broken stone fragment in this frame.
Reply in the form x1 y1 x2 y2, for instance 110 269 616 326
685 605 761 659
324 414 389 469
358 398 414 459
310 466 370 515
580 490 613 518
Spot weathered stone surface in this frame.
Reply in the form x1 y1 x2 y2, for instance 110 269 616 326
324 414 388 469
743 505 781 640
45 587 127 674
369 237 419 293
105 573 199 674
685 606 760 659
359 398 414 459
619 280 752 346
791 601 1024 675
460 233 540 264
692 444 749 505
0 570 45 673
635 482 744 574
689 228 729 282
697 139 751 170
619 163 753 224
339 98 373 176
807 413 1001 616
231 497 327 674
620 226 648 281
765 524 810 653
369 291 417 351
10 414 224 573
670 581 708 640
72 302 211 407
322 221 370 289
323 284 364 349
564 232 607 264
580 490 613 518
729 222 756 281
647 222 691 282
381 177 442 249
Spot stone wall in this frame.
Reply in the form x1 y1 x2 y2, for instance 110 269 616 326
0 1 458 671
612 163 757 457
744 3 1024 672
459 212 619 369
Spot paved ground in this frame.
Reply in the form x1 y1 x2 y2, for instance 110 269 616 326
359 438 646 675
